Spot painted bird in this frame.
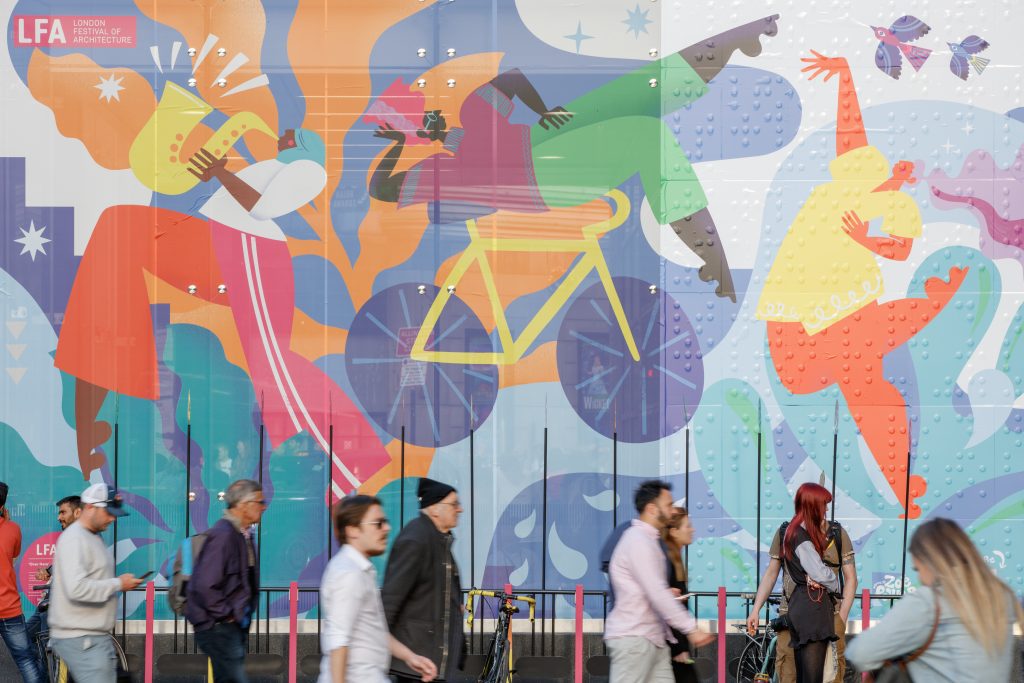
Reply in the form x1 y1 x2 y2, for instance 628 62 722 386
948 36 990 80
871 15 933 79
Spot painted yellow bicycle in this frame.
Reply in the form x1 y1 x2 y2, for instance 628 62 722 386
346 190 705 446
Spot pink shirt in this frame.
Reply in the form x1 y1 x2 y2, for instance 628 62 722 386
397 83 548 216
605 519 696 646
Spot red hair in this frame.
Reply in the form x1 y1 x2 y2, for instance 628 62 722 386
782 483 832 561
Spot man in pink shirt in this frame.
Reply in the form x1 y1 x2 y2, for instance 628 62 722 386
605 480 713 682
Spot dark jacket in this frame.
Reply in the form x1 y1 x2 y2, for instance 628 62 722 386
185 517 259 632
382 514 464 680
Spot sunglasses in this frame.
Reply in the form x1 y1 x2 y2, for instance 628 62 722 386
360 518 391 530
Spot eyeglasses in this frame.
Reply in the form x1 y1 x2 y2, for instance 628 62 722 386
244 499 268 508
438 501 462 509
360 518 391 529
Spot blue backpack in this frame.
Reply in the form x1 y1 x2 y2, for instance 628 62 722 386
168 533 208 616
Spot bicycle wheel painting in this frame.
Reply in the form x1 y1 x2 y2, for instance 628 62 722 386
346 284 498 447
557 276 703 442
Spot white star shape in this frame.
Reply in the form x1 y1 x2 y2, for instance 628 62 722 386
14 221 51 261
961 122 974 135
94 74 125 103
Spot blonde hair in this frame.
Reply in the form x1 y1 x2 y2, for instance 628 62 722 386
909 518 1024 655
661 506 689 583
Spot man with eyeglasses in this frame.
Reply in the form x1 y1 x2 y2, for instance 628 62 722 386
319 495 436 682
186 479 267 682
382 478 465 682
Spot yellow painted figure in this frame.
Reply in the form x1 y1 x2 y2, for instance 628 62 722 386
756 145 922 335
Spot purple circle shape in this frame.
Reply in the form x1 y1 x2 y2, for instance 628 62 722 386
557 276 703 442
346 284 498 447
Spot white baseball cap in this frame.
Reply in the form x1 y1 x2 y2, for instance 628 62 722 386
81 483 128 517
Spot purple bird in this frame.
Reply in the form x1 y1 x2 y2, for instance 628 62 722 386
948 36 990 80
871 15 933 79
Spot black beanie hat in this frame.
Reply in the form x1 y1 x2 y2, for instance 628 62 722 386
417 477 456 509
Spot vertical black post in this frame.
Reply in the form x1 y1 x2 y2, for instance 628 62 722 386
328 423 334 561
756 401 762 588
830 400 839 522
112 395 119 573
612 431 618 528
257 419 264 581
185 441 192 536
469 428 475 588
112 396 121 631
400 426 406 530
541 427 549 637
180 393 191 652
542 427 548 589
900 417 912 595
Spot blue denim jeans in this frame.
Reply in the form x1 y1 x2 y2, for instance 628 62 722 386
0 615 46 683
50 634 116 683
24 609 46 650
194 622 249 683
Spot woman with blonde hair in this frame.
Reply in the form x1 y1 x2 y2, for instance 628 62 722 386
661 505 700 683
846 518 1024 681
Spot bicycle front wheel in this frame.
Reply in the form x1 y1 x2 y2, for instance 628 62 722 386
479 634 510 683
736 638 771 683
110 635 130 679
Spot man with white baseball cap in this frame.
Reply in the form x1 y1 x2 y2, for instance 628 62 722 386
49 483 142 682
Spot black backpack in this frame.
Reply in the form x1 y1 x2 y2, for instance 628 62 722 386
779 520 846 595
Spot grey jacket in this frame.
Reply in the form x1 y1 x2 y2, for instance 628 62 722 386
845 586 1017 682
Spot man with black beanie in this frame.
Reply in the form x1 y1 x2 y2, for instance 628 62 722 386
382 477 465 681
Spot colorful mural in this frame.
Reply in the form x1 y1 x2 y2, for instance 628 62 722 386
1 0 1022 622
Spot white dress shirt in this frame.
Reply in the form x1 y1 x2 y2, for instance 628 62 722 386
199 159 326 241
319 544 391 683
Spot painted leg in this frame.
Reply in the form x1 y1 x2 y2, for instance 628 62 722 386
73 379 111 479
669 208 736 301
844 266 968 349
839 373 924 519
767 322 845 395
678 14 780 83
211 225 390 496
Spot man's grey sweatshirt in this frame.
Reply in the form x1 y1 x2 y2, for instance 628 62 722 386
49 521 121 639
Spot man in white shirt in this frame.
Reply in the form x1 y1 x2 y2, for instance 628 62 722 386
320 495 437 683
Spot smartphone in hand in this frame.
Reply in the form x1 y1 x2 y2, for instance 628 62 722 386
137 570 154 581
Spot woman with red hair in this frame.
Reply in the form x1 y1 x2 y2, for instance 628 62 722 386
782 483 840 683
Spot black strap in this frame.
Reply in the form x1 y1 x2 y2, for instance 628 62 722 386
831 521 846 595
779 522 791 601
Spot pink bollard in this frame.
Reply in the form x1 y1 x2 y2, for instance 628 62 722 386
718 587 727 683
861 588 871 681
289 581 298 683
574 584 584 683
144 581 154 683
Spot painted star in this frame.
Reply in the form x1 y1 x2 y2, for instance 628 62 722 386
14 221 51 261
623 3 653 39
94 74 125 102
564 20 594 54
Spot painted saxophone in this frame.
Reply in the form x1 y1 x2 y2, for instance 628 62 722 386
129 82 275 195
